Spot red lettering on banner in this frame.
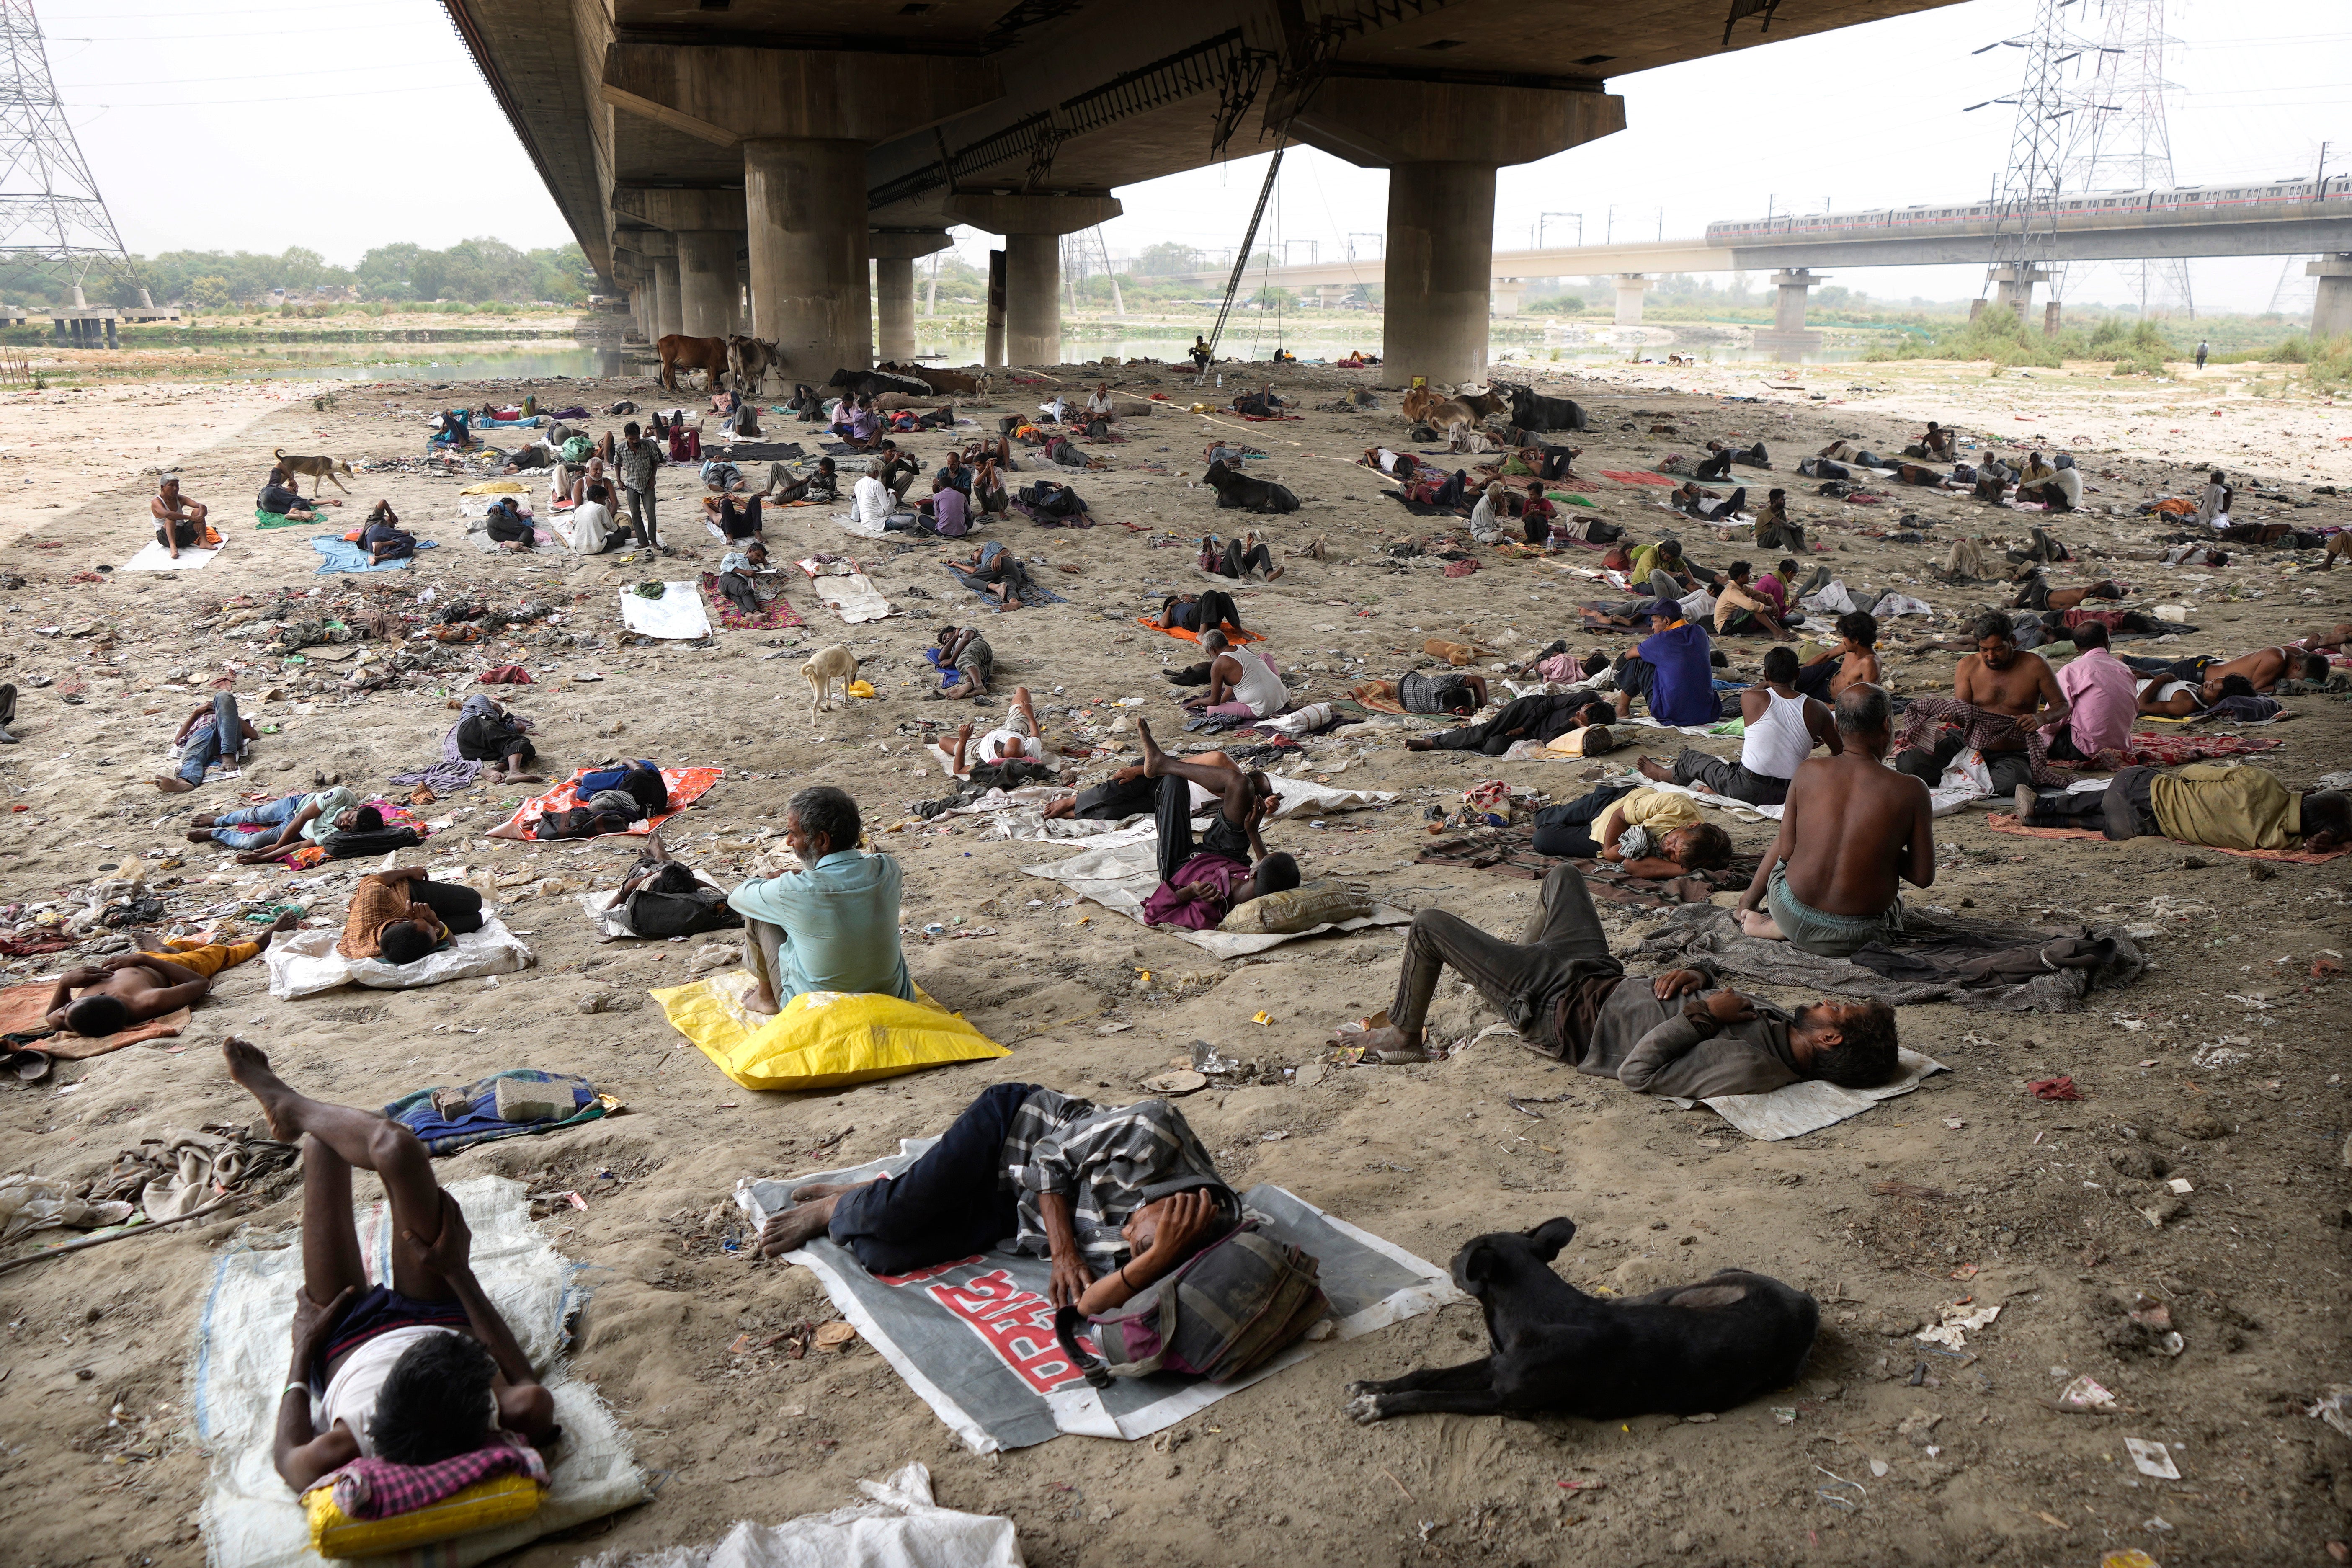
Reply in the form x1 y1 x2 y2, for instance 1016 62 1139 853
928 1269 1083 1394
872 1255 985 1287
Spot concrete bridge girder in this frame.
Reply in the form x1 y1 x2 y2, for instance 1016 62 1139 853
601 44 1000 374
871 230 954 363
1612 274 1651 327
2309 256 2352 340
1283 80 1626 388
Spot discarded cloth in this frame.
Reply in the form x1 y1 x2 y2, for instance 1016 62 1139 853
1664 1049 1949 1142
742 1163 1453 1451
618 581 712 640
699 572 806 631
386 758 485 794
593 1466 1020 1568
0 980 188 1060
1632 901 2145 1014
385 1070 612 1156
324 1436 547 1522
485 765 722 842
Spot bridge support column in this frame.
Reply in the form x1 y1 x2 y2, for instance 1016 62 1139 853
1282 78 1624 388
676 230 743 339
650 256 683 343
1613 275 1651 327
742 137 872 374
1753 268 1826 363
2308 255 2352 341
946 194 1122 367
1315 284 1343 309
1491 279 1523 317
1988 264 2052 323
870 230 951 364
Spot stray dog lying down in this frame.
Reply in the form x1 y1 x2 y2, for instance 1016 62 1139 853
1344 1217 1818 1423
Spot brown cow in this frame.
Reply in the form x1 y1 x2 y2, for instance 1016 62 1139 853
1400 386 1481 446
658 334 730 393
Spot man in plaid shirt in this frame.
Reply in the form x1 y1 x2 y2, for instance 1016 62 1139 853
616 420 666 553
760 1082 1235 1320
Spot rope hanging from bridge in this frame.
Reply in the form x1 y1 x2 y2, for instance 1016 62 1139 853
1205 143 1285 360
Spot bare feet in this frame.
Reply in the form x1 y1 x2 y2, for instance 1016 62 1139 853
1613 691 1633 719
1042 795 1075 819
222 1036 301 1141
787 1180 856 1203
1135 718 1166 776
742 984 781 1017
1737 908 1787 942
1403 736 1435 752
758 1192 844 1256
1635 755 1673 783
152 776 196 794
185 830 214 844
1342 1024 1422 1059
1264 565 1284 581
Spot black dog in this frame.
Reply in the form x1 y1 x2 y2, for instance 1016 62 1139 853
1204 458 1300 514
1343 1218 1818 1424
1501 384 1590 433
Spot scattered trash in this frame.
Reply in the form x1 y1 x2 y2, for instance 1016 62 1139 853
2124 1438 2180 1480
2027 1076 2082 1101
1917 1302 2000 1349
2307 1385 2352 1440
2057 1374 2117 1411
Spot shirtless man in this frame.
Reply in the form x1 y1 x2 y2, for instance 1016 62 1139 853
2010 572 2125 614
2197 644 2330 699
151 475 209 560
1919 421 1955 462
45 914 298 1035
1794 611 1880 701
1738 685 1934 957
1896 611 2069 798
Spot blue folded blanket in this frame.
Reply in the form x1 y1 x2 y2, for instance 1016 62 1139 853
386 1069 607 1156
312 536 436 574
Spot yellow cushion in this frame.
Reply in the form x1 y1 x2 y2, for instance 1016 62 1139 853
650 977 1010 1092
303 1473 542 1560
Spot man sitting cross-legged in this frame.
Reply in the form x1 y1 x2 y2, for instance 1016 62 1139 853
725 786 912 1015
1134 720 1297 929
46 914 298 1036
1737 684 1935 957
1339 861 1898 1079
756 1081 1238 1315
1638 645 1840 807
220 1038 557 1490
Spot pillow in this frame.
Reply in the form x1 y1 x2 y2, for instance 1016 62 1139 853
304 1473 542 1560
1218 882 1375 935
651 980 1009 1092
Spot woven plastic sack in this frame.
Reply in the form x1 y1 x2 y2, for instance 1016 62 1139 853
1218 881 1374 936
650 976 1008 1092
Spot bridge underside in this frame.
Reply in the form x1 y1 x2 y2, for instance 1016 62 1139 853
443 0 1966 385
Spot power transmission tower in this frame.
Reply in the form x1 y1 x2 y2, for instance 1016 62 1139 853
0 0 145 307
2057 0 2192 317
1969 0 2104 329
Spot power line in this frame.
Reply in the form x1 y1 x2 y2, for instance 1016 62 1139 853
66 82 480 108
45 18 423 40
61 60 463 87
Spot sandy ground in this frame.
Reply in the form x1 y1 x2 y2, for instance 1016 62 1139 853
1 346 2349 1568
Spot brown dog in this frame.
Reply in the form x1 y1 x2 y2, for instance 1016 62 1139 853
274 449 353 496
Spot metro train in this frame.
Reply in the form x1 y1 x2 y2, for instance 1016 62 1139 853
1705 174 2352 244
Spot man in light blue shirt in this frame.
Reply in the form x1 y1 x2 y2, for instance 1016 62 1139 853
727 786 913 1013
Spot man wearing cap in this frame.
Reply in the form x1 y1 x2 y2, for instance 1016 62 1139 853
1613 600 1722 727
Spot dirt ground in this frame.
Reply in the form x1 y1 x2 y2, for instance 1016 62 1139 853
0 345 2349 1568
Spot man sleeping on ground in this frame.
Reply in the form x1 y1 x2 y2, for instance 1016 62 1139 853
757 1083 1241 1320
1394 668 1489 716
1131 726 1298 930
2012 765 2348 854
1337 862 1898 1077
338 867 487 964
220 1039 558 1490
44 916 298 1036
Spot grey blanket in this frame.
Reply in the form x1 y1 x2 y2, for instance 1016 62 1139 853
1633 903 2144 1014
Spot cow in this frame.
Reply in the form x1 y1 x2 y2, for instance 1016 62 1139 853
1497 381 1591 433
828 366 935 400
658 334 731 393
727 335 781 397
1400 386 1483 447
1444 384 1512 421
909 365 991 397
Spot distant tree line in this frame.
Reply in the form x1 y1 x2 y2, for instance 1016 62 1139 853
0 238 595 311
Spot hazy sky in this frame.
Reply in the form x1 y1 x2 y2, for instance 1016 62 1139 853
36 0 2348 314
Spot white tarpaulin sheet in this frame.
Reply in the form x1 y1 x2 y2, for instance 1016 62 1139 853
742 1157 1457 1452
619 581 712 640
1021 833 1409 959
811 572 897 624
193 1176 648 1568
123 538 223 571
263 917 536 999
617 1465 1021 1568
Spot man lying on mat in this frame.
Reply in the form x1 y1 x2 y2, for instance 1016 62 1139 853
46 915 298 1035
759 1081 1237 1314
222 1038 556 1488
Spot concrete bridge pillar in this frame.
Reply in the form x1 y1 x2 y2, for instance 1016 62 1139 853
1753 268 1826 363
676 230 743 339
2309 255 2352 341
1988 264 2052 323
1316 284 1344 310
600 44 996 375
1491 279 1523 317
1282 78 1624 388
1613 274 1652 327
946 194 1122 366
870 230 952 364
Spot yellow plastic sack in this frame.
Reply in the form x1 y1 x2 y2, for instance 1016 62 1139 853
846 679 877 698
458 479 528 496
651 975 1009 1092
303 1473 542 1560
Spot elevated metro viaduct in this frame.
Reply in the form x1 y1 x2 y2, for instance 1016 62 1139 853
439 0 1966 387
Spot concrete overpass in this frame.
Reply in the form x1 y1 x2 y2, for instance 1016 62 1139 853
439 0 1968 387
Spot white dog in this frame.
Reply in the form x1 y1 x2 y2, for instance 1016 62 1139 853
803 645 859 725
